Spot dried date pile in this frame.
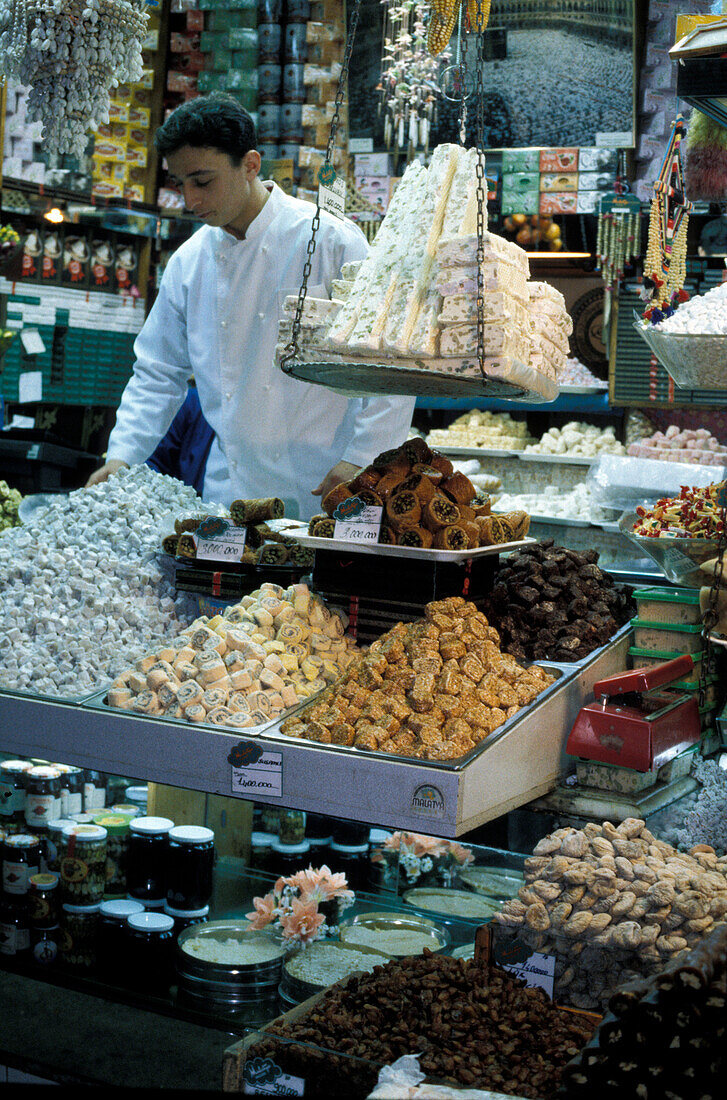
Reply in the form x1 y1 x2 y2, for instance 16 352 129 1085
494 818 727 1011
485 540 634 661
257 951 597 1098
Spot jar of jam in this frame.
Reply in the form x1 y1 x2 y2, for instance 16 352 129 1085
53 765 84 817
127 816 174 907
0 760 32 826
250 831 276 874
82 770 107 813
165 825 215 912
0 896 30 956
125 911 175 993
93 813 130 898
70 813 96 825
27 872 60 928
2 833 41 896
328 841 369 894
59 902 101 968
278 809 306 845
270 838 311 878
31 924 60 967
24 766 62 828
163 902 209 936
97 898 145 981
59 824 107 905
109 804 142 821
42 818 76 874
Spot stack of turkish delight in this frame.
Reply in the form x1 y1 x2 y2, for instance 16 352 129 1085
527 282 573 382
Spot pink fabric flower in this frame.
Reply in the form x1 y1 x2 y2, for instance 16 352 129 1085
448 842 474 866
245 893 277 930
407 833 449 858
279 898 325 945
311 865 354 901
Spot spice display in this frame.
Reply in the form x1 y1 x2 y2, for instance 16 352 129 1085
485 540 633 661
627 424 727 465
107 583 358 728
281 596 555 760
426 411 533 451
494 817 727 1010
59 824 107 905
523 421 624 457
0 479 22 531
632 482 726 538
253 952 597 1096
561 922 727 1097
308 439 529 549
0 465 216 698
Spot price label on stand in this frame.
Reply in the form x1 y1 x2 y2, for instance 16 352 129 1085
494 939 555 998
318 164 346 221
231 750 283 798
332 497 382 544
193 517 247 563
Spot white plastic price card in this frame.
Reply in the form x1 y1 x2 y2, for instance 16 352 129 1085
193 518 247 563
333 504 383 544
231 750 283 798
318 164 346 220
500 951 555 998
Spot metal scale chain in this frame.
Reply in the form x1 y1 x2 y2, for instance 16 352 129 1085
697 487 727 713
474 0 487 381
281 0 363 370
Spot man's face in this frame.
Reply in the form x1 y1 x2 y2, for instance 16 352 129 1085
165 145 259 234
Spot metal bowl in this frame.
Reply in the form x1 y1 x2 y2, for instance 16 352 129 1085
458 866 525 901
338 911 449 956
403 888 503 921
618 511 722 587
634 321 727 390
176 920 287 1007
280 939 392 1004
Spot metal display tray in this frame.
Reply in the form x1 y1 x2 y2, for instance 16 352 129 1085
290 533 535 562
0 626 632 836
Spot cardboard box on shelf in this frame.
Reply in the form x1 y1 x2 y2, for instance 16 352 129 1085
93 138 127 162
540 172 579 192
577 171 615 191
92 179 125 200
540 191 578 214
128 105 151 128
501 189 540 215
539 148 578 172
306 19 344 42
167 71 198 94
576 191 601 214
354 152 390 177
125 144 148 169
502 148 541 173
96 121 127 143
108 100 129 123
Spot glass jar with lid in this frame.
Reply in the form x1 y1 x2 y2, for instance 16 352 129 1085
82 770 107 813
59 824 107 905
24 766 62 829
0 760 33 827
166 826 215 912
127 816 174 907
269 838 311 878
52 765 84 818
328 841 370 894
97 898 145 981
42 818 76 874
278 809 306 845
163 902 209 936
2 833 41 895
0 896 30 957
125 911 176 993
59 902 101 968
93 813 131 898
27 872 60 928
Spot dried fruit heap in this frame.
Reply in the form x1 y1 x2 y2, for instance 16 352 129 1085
281 596 555 761
486 539 633 661
251 951 597 1098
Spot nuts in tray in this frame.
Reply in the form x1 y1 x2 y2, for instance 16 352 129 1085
493 817 727 1010
308 437 530 548
250 951 598 1097
485 539 634 661
280 596 555 760
107 583 358 727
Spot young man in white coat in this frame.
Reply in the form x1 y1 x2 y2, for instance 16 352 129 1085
87 93 414 517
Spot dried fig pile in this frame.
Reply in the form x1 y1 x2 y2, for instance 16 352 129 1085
494 817 727 1009
485 539 634 661
252 951 597 1098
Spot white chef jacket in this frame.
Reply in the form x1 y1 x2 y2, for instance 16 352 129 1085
106 182 415 518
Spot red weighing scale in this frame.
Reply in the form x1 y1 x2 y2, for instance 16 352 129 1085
566 655 701 773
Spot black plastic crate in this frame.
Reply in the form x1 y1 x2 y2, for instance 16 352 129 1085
312 547 499 603
0 434 98 494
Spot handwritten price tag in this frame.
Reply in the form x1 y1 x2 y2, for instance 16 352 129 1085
318 170 346 220
500 951 555 998
193 518 247 563
333 504 382 544
231 751 283 798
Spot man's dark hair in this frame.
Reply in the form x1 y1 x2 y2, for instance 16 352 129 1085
154 93 257 164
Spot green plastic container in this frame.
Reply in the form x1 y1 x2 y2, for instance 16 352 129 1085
633 586 702 626
630 618 705 654
628 645 704 685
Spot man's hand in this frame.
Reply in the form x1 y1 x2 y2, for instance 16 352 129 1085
312 460 361 504
85 459 130 488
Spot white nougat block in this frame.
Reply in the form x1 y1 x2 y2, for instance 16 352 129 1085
408 285 442 358
439 291 532 329
437 231 530 277
439 322 531 362
282 296 343 323
439 147 488 244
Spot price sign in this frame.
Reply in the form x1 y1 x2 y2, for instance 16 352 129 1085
660 545 698 577
318 165 346 221
496 947 555 998
193 517 247 563
231 750 283 798
243 1057 304 1096
332 497 382 544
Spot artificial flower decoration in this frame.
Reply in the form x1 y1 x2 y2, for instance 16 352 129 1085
372 831 474 888
245 864 355 947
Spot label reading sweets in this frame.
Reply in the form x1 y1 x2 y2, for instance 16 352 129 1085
231 751 283 798
193 517 247 563
332 496 382 543
243 1057 304 1096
